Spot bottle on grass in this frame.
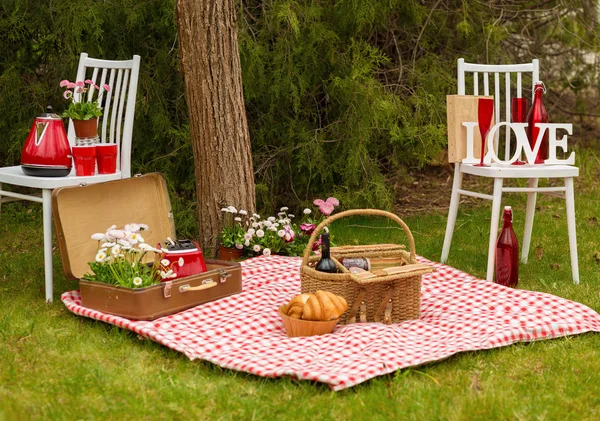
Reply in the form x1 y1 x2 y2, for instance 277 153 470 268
495 206 519 288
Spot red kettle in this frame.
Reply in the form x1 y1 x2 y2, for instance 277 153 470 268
21 106 72 177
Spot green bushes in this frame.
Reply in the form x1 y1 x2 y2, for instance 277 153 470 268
0 0 597 237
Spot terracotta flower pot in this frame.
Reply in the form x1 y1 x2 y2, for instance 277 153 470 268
219 245 243 261
72 118 99 139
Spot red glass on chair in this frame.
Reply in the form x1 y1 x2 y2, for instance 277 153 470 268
475 98 494 167
511 97 529 165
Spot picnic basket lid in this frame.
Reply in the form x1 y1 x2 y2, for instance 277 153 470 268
52 173 176 280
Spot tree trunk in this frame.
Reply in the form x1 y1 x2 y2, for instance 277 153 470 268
175 0 256 256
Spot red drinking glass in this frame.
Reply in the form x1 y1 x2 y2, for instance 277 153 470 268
475 98 494 167
72 145 97 176
511 97 529 165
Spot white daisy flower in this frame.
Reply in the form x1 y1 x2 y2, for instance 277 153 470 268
138 243 153 251
244 233 253 241
256 229 265 238
253 245 261 253
263 248 271 256
178 257 184 267
277 212 285 217
133 277 143 287
267 216 276 222
124 223 140 233
280 207 289 211
235 243 243 250
234 217 242 222
288 214 295 218
106 224 117 231
111 245 121 256
303 208 312 215
247 228 256 236
269 226 278 232
264 220 272 228
253 213 260 219
108 229 126 239
161 259 170 266
277 230 285 237
117 239 131 247
95 251 106 262
244 239 250 247
252 222 259 228
228 206 238 213
273 223 279 228
221 208 229 213
91 233 105 241
239 210 248 215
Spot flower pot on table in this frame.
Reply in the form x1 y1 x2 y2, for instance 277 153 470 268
72 118 98 139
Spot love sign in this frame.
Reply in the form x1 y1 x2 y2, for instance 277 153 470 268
461 122 575 166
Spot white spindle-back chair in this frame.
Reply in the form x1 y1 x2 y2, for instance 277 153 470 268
0 53 141 302
441 58 579 284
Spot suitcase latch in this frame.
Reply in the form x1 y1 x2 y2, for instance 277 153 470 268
163 281 172 298
218 270 232 284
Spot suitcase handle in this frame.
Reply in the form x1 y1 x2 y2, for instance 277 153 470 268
179 281 217 293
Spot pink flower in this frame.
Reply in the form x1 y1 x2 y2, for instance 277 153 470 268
59 80 70 88
326 197 339 206
67 82 76 89
75 81 85 87
63 90 73 100
85 79 94 85
75 87 85 93
313 199 325 207
319 202 335 215
283 225 295 243
312 236 322 251
103 84 111 92
94 84 99 90
299 223 316 235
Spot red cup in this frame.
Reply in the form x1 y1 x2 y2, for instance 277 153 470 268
96 144 118 174
71 145 97 176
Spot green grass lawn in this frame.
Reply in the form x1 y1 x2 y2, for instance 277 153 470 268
2 163 600 420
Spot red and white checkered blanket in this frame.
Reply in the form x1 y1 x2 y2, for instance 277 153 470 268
61 255 600 391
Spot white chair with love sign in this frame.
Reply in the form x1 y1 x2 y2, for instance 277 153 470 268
441 58 579 283
0 53 141 302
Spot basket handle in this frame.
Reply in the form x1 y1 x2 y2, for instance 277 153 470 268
301 209 416 266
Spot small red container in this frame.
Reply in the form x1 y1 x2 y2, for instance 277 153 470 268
72 145 96 176
158 240 208 280
96 144 118 174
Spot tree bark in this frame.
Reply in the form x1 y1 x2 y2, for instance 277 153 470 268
176 0 256 256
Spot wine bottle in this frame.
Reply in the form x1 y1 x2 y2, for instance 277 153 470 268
526 81 548 164
495 206 519 288
315 233 337 273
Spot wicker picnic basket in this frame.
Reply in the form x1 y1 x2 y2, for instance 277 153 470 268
300 209 433 325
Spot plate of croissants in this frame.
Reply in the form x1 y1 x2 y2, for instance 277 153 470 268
278 291 349 337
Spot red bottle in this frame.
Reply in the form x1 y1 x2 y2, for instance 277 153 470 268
526 82 548 164
495 206 519 288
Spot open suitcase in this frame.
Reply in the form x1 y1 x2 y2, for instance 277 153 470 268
52 173 242 320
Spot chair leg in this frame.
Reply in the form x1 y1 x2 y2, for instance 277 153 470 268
43 189 54 303
565 177 579 284
441 164 463 263
521 178 538 263
486 178 504 281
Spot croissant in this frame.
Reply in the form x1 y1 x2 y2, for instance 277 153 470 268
284 291 348 321
287 293 311 319
302 291 348 321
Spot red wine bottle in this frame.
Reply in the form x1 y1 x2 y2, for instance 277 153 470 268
315 233 337 273
495 206 519 288
526 81 548 164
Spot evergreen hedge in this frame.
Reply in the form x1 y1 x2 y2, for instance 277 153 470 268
0 0 597 237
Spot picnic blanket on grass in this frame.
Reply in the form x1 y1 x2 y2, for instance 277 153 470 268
61 255 600 391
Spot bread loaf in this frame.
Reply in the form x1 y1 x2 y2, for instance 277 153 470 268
283 291 348 321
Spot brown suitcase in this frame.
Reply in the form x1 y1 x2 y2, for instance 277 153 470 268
52 173 242 320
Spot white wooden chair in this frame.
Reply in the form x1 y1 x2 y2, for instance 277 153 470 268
0 53 141 302
441 58 579 284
